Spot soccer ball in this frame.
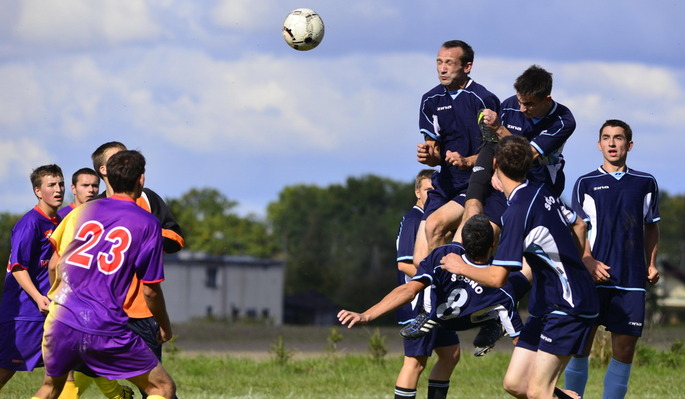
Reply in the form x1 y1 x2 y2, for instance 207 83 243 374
282 8 324 51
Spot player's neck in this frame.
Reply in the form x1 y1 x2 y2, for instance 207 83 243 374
37 201 58 218
602 161 627 173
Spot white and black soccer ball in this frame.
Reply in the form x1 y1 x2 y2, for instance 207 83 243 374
282 8 324 51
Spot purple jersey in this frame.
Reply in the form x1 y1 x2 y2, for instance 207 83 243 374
420 79 501 192
48 195 164 335
0 206 59 322
494 181 598 317
414 243 526 335
57 203 76 219
571 167 660 289
500 96 575 197
395 205 424 323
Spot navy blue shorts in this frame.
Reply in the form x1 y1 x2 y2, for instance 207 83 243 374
423 185 506 227
403 326 459 357
517 313 595 357
596 288 646 337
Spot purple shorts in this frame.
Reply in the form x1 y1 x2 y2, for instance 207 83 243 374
596 288 646 337
0 320 44 371
517 313 595 357
42 315 159 379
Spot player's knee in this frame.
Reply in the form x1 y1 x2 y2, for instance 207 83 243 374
503 376 526 398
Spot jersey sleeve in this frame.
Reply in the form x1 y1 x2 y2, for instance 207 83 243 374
492 210 525 270
142 188 185 253
529 108 576 158
8 217 38 270
570 177 590 222
419 92 441 141
645 177 660 224
135 222 165 283
396 211 421 262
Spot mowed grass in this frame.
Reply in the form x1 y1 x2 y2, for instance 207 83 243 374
4 345 685 398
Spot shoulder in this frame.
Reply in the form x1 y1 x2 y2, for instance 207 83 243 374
422 84 445 99
501 95 518 108
627 168 657 181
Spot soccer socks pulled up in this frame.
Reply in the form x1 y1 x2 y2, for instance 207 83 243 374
603 358 632 399
394 386 417 399
427 379 450 399
564 355 589 397
57 381 80 399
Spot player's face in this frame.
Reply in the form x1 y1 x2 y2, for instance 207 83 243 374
35 175 65 209
516 94 552 119
436 47 472 91
415 177 433 208
72 174 100 205
598 126 632 167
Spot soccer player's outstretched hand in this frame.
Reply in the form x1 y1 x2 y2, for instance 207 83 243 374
338 310 369 328
647 264 660 285
582 256 610 283
480 109 502 133
157 326 173 344
417 143 441 167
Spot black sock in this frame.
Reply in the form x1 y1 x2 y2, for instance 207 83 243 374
427 379 450 399
395 386 417 399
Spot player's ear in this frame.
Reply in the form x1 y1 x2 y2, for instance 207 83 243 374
627 140 634 152
463 61 473 74
33 185 42 199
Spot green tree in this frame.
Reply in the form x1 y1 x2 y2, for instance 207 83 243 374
167 188 278 257
0 212 22 294
659 191 685 268
267 175 415 313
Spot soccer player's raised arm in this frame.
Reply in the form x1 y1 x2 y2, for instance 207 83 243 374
338 280 426 328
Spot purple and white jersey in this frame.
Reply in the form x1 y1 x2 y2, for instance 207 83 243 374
48 195 164 335
572 167 660 289
420 79 501 192
494 181 598 318
395 205 424 323
500 96 575 197
414 243 526 335
0 206 59 322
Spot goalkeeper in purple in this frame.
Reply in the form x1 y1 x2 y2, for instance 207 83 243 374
564 120 660 399
0 164 64 392
34 150 175 399
440 136 597 399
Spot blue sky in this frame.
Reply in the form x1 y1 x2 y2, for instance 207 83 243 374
1 0 684 216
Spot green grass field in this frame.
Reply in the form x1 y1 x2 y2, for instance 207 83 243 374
4 337 685 398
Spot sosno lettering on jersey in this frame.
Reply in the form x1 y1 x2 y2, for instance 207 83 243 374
450 273 484 294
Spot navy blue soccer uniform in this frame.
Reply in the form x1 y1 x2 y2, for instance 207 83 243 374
419 80 501 202
494 181 598 356
413 243 527 338
500 96 575 197
571 167 659 335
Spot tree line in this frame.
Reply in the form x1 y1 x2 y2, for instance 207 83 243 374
1 177 683 316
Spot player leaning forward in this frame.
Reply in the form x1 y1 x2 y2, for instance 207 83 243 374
440 135 598 399
33 150 175 399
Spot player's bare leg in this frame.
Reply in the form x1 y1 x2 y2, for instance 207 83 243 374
526 350 570 399
503 346 536 398
430 344 460 380
425 202 463 251
396 355 427 390
611 333 638 364
413 220 430 268
0 367 16 390
32 373 69 399
127 363 175 399
454 198 483 243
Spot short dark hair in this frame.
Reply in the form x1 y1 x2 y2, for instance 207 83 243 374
91 141 127 178
71 167 100 185
106 150 146 194
514 65 553 99
462 214 493 261
599 119 633 142
495 135 533 182
414 169 434 190
30 164 63 189
441 40 474 65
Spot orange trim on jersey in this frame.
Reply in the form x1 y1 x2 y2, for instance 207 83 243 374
123 274 153 318
33 205 59 225
162 228 185 249
110 194 135 203
7 262 27 272
141 278 165 284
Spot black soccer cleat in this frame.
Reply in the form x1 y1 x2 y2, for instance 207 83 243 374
399 312 438 340
477 109 499 143
472 318 504 357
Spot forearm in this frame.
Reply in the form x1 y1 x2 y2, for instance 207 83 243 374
12 268 45 302
143 283 172 333
644 223 659 267
461 264 509 288
398 261 417 278
361 283 420 322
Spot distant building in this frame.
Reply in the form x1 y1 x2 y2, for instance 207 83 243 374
162 251 285 325
655 260 685 324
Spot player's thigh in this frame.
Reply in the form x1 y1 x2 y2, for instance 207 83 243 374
413 220 429 267
426 201 464 233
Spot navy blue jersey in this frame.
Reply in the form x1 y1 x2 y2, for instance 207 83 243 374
395 205 424 323
419 79 500 192
494 181 598 317
500 96 575 197
571 167 660 289
413 243 525 335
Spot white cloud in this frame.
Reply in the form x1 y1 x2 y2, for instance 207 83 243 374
14 0 162 47
211 0 278 32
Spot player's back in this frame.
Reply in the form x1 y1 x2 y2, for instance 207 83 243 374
48 196 164 335
496 181 597 317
